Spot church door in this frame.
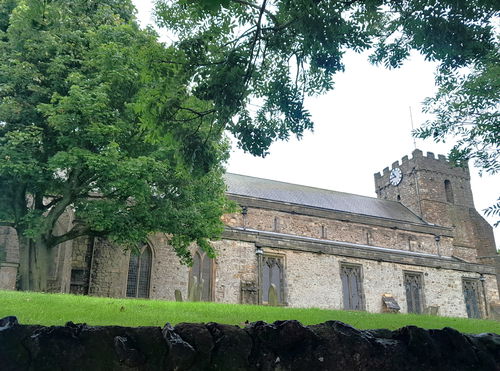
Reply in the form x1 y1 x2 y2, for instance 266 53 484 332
340 264 364 310
463 279 481 318
404 272 423 313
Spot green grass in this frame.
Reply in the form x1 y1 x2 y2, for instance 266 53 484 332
1 290 498 334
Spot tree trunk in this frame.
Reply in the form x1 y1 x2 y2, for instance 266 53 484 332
18 236 51 291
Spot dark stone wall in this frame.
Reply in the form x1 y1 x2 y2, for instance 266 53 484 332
1 316 499 371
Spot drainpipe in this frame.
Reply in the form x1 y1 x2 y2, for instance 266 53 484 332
434 235 441 257
413 166 424 218
242 207 248 230
479 274 489 318
87 237 96 295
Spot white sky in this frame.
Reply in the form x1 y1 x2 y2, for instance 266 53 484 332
134 1 500 247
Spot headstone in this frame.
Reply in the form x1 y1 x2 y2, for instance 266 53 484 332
174 289 183 302
382 294 400 313
426 306 439 316
489 301 500 321
268 283 279 306
188 276 197 302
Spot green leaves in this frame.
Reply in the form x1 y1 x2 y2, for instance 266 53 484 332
0 0 231 266
155 0 498 156
415 48 499 225
416 51 499 176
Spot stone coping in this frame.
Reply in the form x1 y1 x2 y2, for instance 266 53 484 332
222 227 496 275
0 262 19 268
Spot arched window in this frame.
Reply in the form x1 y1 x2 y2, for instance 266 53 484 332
444 180 454 203
189 250 213 301
261 255 285 305
126 245 152 298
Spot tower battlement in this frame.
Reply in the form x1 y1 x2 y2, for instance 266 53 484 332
374 149 469 180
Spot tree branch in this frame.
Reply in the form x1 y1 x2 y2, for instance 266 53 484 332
231 0 277 23
43 196 63 210
178 107 215 117
244 0 267 84
47 223 99 247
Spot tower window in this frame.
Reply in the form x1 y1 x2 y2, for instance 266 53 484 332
444 180 454 203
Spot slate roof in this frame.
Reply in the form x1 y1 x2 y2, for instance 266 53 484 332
224 173 426 225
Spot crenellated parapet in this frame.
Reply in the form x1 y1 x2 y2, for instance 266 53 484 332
374 149 469 182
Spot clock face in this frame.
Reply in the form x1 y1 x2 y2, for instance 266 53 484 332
389 168 402 186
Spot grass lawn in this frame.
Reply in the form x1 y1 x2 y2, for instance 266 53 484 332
0 290 498 334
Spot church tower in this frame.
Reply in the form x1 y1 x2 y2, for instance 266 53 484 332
374 149 497 265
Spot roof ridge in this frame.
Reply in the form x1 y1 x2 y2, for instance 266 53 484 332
224 172 429 225
225 172 401 205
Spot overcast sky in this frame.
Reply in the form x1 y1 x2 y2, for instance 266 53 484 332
134 1 500 247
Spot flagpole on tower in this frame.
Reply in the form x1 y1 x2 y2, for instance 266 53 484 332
409 106 417 150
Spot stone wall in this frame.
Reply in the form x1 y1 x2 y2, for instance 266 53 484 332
147 234 190 301
77 228 496 318
88 238 129 298
69 236 92 294
222 207 457 259
236 245 498 318
114 230 498 319
211 239 257 304
0 227 19 290
2 317 499 371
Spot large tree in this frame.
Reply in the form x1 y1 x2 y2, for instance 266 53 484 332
0 0 232 291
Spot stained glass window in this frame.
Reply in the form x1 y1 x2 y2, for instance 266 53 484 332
126 245 152 298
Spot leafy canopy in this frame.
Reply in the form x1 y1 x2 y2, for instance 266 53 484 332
0 0 232 263
155 0 498 156
414 47 499 225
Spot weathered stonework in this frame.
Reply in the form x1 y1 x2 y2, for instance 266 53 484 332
223 208 456 259
375 149 499 295
374 150 496 257
0 227 19 290
148 234 191 301
216 228 498 318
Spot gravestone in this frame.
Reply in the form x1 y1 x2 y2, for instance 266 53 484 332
174 289 183 302
268 283 279 306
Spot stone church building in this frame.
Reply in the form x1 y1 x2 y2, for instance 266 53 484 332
1 149 499 319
